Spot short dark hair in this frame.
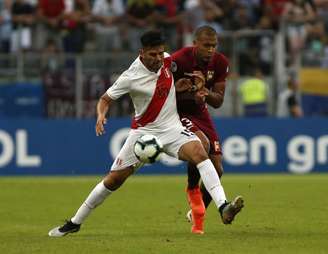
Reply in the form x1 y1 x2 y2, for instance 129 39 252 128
140 30 165 48
194 25 217 39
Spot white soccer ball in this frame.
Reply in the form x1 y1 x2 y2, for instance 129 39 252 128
133 134 163 164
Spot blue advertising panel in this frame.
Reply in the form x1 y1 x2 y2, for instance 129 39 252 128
0 118 327 175
0 82 44 118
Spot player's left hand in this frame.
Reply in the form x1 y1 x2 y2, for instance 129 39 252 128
185 71 205 91
96 114 107 136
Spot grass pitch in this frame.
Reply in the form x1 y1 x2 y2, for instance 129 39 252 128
0 174 327 254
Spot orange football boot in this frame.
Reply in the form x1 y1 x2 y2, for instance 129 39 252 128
186 187 205 234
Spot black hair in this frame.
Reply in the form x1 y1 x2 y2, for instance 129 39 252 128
140 30 166 48
194 25 217 39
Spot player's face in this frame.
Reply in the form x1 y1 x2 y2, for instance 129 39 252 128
140 45 165 72
194 34 218 63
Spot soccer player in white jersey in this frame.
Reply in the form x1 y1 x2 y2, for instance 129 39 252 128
48 30 244 237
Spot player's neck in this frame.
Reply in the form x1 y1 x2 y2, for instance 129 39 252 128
140 57 160 73
195 55 209 68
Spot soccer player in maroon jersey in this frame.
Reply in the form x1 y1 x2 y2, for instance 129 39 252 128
171 25 231 234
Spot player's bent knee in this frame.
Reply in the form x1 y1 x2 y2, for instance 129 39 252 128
103 173 125 191
104 167 134 191
191 144 208 164
202 139 210 154
179 141 208 163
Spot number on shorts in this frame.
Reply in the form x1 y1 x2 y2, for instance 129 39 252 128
181 117 193 130
181 128 193 137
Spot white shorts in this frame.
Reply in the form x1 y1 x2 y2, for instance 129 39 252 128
110 125 200 171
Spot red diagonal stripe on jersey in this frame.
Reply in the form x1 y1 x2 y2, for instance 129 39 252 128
131 60 173 128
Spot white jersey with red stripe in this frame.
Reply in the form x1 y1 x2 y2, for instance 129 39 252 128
106 54 182 133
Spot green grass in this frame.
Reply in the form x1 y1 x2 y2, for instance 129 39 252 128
0 174 327 254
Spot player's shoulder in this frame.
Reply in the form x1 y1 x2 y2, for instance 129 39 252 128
213 52 229 66
122 66 136 79
125 56 148 79
116 64 138 83
171 47 194 61
163 52 173 69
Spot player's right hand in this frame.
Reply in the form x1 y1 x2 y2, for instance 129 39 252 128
191 71 205 90
96 115 107 136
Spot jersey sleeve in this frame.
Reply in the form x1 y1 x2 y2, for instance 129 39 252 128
106 72 131 100
170 49 186 80
164 52 172 68
214 54 230 83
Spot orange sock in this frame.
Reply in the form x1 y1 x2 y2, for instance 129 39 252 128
187 187 205 234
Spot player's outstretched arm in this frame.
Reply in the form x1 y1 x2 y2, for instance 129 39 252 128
96 93 113 136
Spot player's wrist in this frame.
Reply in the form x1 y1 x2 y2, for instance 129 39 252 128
97 112 106 119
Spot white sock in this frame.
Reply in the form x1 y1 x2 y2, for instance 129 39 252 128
71 181 112 225
197 159 227 208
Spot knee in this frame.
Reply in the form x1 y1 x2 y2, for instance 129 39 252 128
103 173 124 191
190 144 208 165
201 137 210 154
103 167 134 191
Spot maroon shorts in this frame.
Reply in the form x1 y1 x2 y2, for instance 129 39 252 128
180 115 222 155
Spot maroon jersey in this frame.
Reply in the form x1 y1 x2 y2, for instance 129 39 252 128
171 47 229 155
171 46 229 115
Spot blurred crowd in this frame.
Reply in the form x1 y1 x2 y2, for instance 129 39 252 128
0 0 327 64
1 0 328 118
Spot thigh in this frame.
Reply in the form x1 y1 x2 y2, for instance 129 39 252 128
104 166 135 191
180 117 199 133
110 130 143 171
194 130 210 153
181 115 221 156
181 117 209 152
160 126 200 159
178 140 208 165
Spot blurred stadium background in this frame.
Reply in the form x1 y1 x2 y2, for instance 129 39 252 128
1 1 328 253
0 0 327 175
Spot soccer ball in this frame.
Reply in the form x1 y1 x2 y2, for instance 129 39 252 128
134 134 163 164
